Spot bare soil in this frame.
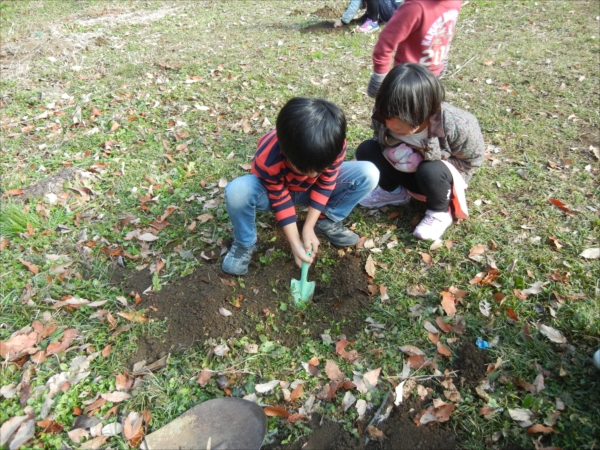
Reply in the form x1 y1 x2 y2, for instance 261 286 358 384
124 248 372 364
312 6 343 19
452 340 491 387
264 396 458 450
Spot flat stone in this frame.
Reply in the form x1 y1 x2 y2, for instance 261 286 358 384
141 398 266 450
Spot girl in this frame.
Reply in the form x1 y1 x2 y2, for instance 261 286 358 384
357 63 485 240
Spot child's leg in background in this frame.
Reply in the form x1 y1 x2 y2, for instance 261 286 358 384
415 161 453 212
364 0 379 21
356 140 454 212
356 139 420 192
224 175 271 247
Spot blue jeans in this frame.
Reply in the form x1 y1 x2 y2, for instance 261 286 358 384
225 161 379 246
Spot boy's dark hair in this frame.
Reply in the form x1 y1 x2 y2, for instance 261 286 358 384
375 63 445 128
276 97 346 174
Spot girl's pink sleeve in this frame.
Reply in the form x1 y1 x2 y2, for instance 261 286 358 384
372 2 423 74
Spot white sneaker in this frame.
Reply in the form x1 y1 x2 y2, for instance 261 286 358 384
413 209 453 240
359 186 410 208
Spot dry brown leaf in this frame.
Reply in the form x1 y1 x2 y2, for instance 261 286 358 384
286 413 306 424
436 317 452 333
123 411 143 441
101 391 131 402
46 329 80 355
440 291 457 316
290 384 303 402
197 369 213 386
428 332 439 344
308 356 319 366
408 354 426 369
263 406 290 418
366 425 386 440
365 255 376 277
479 405 495 416
399 345 425 356
117 311 149 323
18 258 39 274
336 339 359 362
527 424 555 434
407 285 427 297
101 344 113 357
325 360 345 382
436 341 452 357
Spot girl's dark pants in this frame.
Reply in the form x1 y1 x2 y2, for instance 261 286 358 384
356 139 453 212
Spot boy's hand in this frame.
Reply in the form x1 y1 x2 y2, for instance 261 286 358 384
333 19 343 28
301 226 320 259
291 242 313 268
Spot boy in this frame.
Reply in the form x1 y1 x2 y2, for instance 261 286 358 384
222 97 379 276
367 0 463 97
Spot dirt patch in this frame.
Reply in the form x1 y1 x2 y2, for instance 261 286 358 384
452 340 491 387
264 414 362 450
301 22 347 35
265 396 458 450
371 396 459 450
126 249 372 364
19 168 77 200
312 6 343 19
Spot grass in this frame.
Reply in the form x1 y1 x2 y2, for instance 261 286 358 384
1 0 599 449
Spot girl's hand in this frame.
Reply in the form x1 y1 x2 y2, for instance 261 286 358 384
333 19 343 28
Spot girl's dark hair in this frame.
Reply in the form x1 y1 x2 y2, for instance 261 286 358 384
375 63 445 128
276 97 346 174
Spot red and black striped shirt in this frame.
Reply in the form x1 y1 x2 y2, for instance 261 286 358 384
251 130 346 227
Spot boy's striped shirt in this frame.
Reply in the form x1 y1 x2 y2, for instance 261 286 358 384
251 130 346 227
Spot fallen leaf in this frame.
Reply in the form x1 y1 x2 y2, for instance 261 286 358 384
325 360 345 382
528 424 555 434
423 321 439 334
538 324 567 343
197 369 213 386
123 411 143 441
290 384 303 402
407 285 427 297
548 198 575 215
101 345 113 357
117 311 149 323
36 419 63 434
137 233 159 242
342 391 356 412
365 255 376 277
5 189 25 196
428 331 439 344
440 291 457 316
420 252 433 265
362 367 381 390
436 317 452 333
479 405 495 416
18 258 39 274
367 425 386 440
46 329 80 355
336 339 359 362
101 391 131 402
436 341 452 357
263 406 290 418
509 408 534 427
399 345 425 356
286 413 306 424
308 356 319 366
408 354 426 369
255 380 280 393
580 248 600 259
218 307 233 317
0 332 38 360
483 59 495 65
213 344 229 357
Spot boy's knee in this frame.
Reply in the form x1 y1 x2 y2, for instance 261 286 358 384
355 139 380 162
364 161 380 190
225 176 253 208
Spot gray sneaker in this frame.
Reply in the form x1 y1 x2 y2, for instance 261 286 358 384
314 219 360 247
222 241 259 275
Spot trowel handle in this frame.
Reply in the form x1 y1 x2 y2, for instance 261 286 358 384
300 248 312 283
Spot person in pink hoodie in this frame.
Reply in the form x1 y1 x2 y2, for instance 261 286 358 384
367 0 463 98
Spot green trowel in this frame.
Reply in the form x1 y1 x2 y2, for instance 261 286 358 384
290 249 315 305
